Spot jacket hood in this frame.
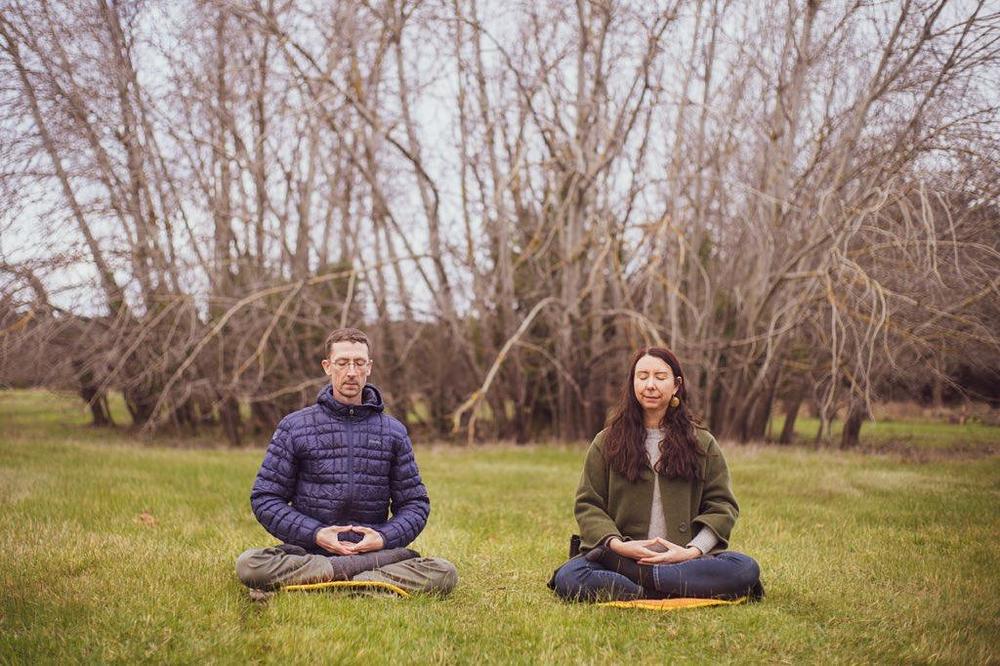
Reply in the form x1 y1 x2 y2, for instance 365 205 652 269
316 383 385 418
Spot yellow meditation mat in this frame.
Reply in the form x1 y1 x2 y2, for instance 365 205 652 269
598 596 748 611
282 580 411 597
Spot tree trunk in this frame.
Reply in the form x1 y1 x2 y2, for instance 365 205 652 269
814 404 829 445
80 385 112 427
841 399 868 449
779 397 801 444
124 386 157 427
932 375 944 409
745 376 778 441
219 396 243 446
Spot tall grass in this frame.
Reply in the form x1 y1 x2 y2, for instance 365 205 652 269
1 390 998 663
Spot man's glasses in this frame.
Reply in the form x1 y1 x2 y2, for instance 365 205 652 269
331 358 371 370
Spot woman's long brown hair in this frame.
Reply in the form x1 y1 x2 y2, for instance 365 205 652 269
603 347 703 482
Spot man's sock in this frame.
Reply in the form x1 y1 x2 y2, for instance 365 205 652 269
327 548 420 580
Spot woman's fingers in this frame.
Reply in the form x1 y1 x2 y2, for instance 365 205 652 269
638 553 673 564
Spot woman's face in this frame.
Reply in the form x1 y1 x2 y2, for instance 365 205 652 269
633 354 680 414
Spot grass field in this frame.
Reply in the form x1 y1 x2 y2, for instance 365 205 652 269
769 413 1000 452
1 390 999 664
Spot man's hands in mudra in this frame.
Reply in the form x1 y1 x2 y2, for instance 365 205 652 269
347 526 385 553
315 525 385 555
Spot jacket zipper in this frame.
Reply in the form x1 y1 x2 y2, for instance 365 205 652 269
345 407 355 517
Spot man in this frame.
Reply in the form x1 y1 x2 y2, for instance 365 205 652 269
235 327 457 596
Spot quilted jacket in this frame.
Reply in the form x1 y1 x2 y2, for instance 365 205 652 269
250 384 430 552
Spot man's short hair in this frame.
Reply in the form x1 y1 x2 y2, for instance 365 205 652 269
325 327 371 357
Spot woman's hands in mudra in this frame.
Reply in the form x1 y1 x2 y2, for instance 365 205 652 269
608 536 701 564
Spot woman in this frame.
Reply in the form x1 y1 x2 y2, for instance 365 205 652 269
550 347 764 602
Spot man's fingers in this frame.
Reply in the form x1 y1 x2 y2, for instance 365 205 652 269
321 525 380 555
322 542 352 555
341 534 373 551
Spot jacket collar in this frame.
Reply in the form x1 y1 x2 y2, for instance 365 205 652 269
316 383 385 419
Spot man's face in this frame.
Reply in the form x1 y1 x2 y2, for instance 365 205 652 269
321 341 372 405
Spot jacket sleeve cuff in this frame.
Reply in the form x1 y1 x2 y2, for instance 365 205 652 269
287 512 324 549
375 526 397 550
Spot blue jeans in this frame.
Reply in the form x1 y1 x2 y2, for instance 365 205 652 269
550 551 761 602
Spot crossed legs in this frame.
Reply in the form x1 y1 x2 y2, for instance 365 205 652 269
235 545 458 596
551 550 762 602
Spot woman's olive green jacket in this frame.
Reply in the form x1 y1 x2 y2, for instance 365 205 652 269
575 428 739 553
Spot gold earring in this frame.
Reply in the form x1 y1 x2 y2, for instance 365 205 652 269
669 396 680 408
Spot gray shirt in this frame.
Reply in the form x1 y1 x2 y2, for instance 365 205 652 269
645 428 669 540
645 428 719 555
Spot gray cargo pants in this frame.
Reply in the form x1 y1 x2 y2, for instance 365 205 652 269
235 545 458 596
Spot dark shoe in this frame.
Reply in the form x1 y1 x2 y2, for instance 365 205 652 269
748 579 766 602
569 534 581 558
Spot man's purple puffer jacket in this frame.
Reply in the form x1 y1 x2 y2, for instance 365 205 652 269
250 384 430 553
